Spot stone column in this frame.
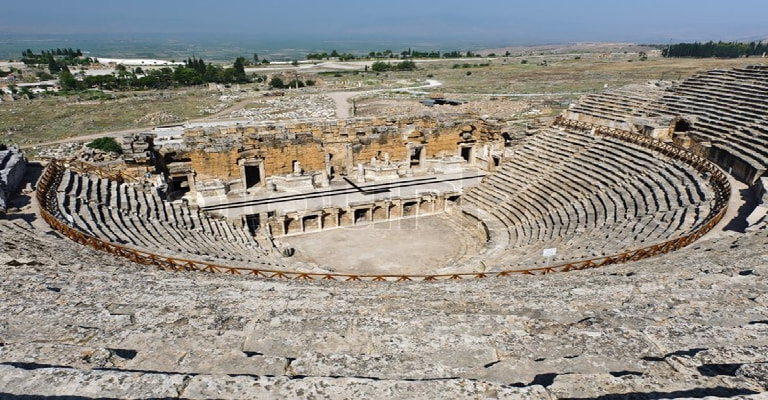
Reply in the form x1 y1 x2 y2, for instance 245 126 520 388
357 163 365 183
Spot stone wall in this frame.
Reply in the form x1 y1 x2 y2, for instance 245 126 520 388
0 146 26 213
179 116 506 188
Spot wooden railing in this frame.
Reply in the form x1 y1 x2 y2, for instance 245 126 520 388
35 120 731 282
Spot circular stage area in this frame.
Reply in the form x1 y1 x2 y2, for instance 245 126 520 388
279 214 482 275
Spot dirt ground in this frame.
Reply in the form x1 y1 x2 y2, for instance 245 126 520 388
280 214 479 275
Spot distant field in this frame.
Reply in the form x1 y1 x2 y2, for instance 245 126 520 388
0 89 223 146
357 55 755 95
0 49 759 150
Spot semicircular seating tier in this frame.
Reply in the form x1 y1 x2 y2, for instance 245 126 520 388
49 167 305 272
565 65 768 184
460 124 719 269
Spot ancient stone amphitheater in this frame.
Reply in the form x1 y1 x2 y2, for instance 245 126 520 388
1 66 767 399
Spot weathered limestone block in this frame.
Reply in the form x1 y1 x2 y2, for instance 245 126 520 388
0 366 187 398
0 146 26 212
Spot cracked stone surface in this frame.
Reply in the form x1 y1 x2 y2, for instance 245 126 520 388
0 215 767 398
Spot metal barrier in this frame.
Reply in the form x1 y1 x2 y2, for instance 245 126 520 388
35 120 731 282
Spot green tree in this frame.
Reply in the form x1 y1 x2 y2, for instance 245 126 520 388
48 59 61 74
19 87 33 99
395 60 416 71
233 57 247 82
269 76 285 89
59 70 78 91
87 137 122 154
371 61 389 72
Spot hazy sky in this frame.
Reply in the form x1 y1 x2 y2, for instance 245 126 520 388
2 0 767 44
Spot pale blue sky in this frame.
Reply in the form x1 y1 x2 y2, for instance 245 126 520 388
2 0 767 43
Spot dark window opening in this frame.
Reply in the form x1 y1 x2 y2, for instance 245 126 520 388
244 165 261 188
674 119 691 132
502 132 513 147
170 176 190 196
245 214 260 234
403 201 418 216
354 209 368 223
493 156 501 167
460 146 472 162
410 147 422 167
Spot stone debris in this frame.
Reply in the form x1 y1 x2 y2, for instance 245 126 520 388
225 94 336 121
78 147 122 163
357 97 541 121
34 142 84 160
134 111 183 125
35 142 121 163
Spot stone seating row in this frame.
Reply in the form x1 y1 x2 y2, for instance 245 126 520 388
55 170 287 269
670 83 768 116
498 205 700 267
461 126 715 268
567 67 768 178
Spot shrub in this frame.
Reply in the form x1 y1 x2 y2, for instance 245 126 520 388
371 61 389 72
86 137 122 154
269 76 285 89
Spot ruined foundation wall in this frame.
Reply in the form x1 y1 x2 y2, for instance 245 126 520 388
181 117 503 183
0 147 27 213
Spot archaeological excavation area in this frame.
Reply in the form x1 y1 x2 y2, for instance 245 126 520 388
1 65 767 398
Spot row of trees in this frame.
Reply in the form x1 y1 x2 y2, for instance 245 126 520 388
268 76 315 89
306 50 355 61
180 56 248 83
370 60 417 72
59 57 253 91
306 48 488 61
22 48 83 59
21 49 95 69
663 41 768 58
21 49 97 78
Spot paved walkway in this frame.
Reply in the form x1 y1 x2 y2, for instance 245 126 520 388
328 79 442 118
